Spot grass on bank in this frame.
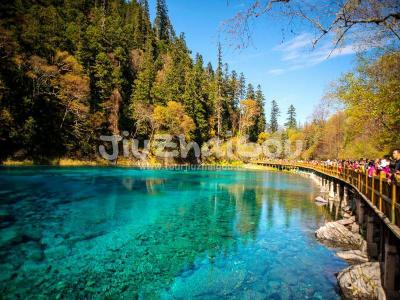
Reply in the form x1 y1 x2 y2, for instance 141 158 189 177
1 159 294 173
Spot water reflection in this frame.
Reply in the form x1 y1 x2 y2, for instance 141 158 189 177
0 168 346 299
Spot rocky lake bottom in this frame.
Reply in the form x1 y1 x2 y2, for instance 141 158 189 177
0 167 348 299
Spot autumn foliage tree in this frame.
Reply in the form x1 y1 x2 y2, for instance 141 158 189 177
239 99 260 136
153 101 195 140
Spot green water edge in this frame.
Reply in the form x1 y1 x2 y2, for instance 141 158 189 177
0 167 347 299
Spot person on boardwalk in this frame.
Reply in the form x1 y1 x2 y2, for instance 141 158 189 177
391 149 400 182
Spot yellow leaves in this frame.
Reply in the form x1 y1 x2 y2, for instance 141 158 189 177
287 129 303 143
57 72 90 117
25 71 37 80
153 104 167 124
0 108 14 124
26 51 90 122
322 52 400 158
54 50 83 74
257 132 269 144
28 55 57 77
90 111 105 129
153 101 195 138
12 55 23 67
240 99 260 135
182 115 196 136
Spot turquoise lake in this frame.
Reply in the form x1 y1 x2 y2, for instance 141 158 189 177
0 168 347 299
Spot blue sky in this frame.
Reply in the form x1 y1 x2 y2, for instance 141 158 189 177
149 0 358 124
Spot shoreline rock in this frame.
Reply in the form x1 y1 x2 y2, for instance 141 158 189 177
337 262 384 300
336 250 369 264
310 175 386 300
315 221 363 248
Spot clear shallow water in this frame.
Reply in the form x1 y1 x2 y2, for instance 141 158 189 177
0 167 347 299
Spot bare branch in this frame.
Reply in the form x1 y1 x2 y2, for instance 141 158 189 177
223 0 400 50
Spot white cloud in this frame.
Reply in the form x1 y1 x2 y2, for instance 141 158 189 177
267 68 285 75
270 33 359 73
274 33 313 54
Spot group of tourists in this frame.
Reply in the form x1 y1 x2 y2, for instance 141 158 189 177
320 149 400 183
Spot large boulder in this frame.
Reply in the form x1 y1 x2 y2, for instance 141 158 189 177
315 221 363 248
337 262 384 300
336 250 369 264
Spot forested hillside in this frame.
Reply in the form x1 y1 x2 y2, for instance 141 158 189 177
0 0 267 163
1 1 398 164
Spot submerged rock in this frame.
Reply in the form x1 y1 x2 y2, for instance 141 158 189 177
0 263 15 281
0 226 22 247
315 196 328 204
336 250 369 264
169 266 246 298
44 245 70 260
315 221 363 248
337 262 383 300
0 209 15 228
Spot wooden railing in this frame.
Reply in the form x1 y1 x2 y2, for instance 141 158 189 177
258 161 400 227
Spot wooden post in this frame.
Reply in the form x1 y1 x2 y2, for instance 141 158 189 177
379 173 383 211
343 186 349 207
379 223 385 262
383 232 398 293
366 214 378 258
339 184 344 202
358 200 365 226
358 172 361 190
349 170 352 185
365 169 369 195
336 183 341 201
371 174 375 206
392 183 397 224
329 180 335 199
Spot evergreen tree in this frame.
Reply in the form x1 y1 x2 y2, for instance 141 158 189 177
246 83 255 100
183 54 209 144
221 63 233 133
93 52 114 102
255 85 266 131
154 0 172 41
139 0 149 16
134 0 152 48
270 99 280 133
249 85 266 141
238 73 246 100
214 42 224 137
230 70 239 109
151 34 191 105
206 62 214 77
285 104 297 129
130 40 155 106
0 0 274 162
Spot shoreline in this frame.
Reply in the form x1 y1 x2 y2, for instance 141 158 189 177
306 171 386 300
1 159 287 171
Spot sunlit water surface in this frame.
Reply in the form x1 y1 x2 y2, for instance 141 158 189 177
0 168 347 299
